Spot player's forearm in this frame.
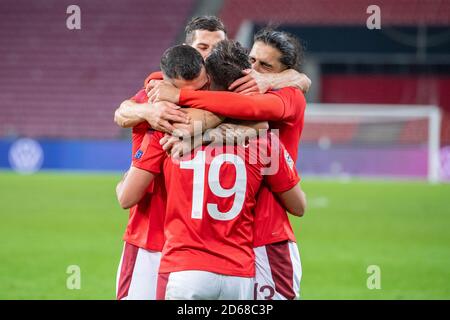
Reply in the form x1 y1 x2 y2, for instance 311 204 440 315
269 69 311 93
178 90 285 121
201 121 269 147
114 100 150 128
116 181 132 209
277 186 307 217
173 108 224 137
116 167 155 209
116 181 124 205
116 171 134 209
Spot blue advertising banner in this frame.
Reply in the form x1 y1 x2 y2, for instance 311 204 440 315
0 138 131 173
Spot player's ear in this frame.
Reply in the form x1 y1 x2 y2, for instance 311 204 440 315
205 74 211 90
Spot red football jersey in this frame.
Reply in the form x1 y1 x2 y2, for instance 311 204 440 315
253 87 306 246
178 87 306 246
122 81 166 251
133 131 300 277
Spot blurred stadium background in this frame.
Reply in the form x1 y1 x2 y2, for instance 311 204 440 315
0 0 449 299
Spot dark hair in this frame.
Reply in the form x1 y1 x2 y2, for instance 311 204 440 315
254 28 304 71
160 45 204 80
185 16 227 44
205 40 251 90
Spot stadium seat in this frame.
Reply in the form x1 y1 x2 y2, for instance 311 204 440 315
0 0 195 139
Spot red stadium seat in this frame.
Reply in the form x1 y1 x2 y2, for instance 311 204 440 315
0 0 195 139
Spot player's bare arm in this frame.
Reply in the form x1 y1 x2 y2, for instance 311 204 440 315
115 169 128 200
116 166 156 209
147 81 226 137
171 108 224 137
218 120 269 140
276 184 307 217
114 100 190 133
202 120 269 147
114 100 150 128
160 108 224 157
159 109 225 158
228 69 311 94
159 134 201 159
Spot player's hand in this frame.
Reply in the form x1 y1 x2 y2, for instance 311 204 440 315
147 80 181 104
160 134 196 160
160 134 180 153
171 123 194 138
145 79 162 95
228 69 271 95
297 72 312 93
145 101 190 134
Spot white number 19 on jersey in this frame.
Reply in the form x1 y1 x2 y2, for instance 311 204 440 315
180 151 247 221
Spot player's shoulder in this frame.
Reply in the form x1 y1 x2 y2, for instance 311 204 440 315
133 129 165 160
270 87 306 123
270 86 305 105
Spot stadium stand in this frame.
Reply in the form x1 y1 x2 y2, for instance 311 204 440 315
1 0 448 144
0 0 195 139
220 0 450 37
220 0 450 144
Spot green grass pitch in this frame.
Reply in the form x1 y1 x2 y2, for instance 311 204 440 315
0 171 449 299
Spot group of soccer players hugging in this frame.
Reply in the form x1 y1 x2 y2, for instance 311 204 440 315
114 15 310 300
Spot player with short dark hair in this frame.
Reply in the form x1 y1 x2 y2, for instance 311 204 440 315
205 40 251 90
160 45 205 81
184 16 227 58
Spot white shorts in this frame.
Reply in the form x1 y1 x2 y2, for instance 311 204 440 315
157 270 254 300
254 240 302 300
116 242 162 300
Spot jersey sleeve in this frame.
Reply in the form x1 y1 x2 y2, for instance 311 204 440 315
269 87 306 122
131 129 146 156
130 89 148 103
263 134 300 193
178 89 287 121
132 131 167 174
